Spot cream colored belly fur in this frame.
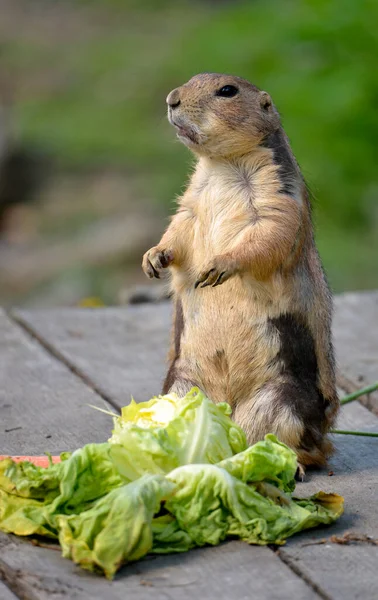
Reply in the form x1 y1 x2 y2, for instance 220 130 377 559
170 164 296 408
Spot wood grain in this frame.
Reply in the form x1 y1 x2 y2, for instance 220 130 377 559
0 309 113 455
0 535 318 600
13 305 172 408
0 580 19 600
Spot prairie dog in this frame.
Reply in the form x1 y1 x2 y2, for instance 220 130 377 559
142 73 339 468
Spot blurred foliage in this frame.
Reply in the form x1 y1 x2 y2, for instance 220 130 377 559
1 0 378 292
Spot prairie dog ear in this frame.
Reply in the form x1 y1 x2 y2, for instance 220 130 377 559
260 91 272 111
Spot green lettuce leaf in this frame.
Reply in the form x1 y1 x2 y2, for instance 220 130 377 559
0 443 125 538
109 388 247 480
48 443 124 514
0 456 64 537
58 474 175 579
166 463 343 547
151 513 194 554
218 434 297 492
0 457 62 501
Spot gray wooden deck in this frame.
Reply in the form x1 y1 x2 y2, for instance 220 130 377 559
1 291 378 600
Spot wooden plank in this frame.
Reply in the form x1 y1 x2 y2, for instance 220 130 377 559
281 401 378 600
13 305 172 408
0 309 114 455
0 580 19 600
334 291 378 412
1 308 317 599
0 535 318 600
280 539 378 600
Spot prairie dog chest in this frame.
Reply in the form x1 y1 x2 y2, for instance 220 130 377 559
190 162 254 258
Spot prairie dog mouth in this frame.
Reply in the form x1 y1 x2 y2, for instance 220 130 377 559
168 113 199 145
175 125 198 144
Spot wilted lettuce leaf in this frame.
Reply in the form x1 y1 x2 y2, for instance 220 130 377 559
0 443 124 538
217 434 297 493
0 457 62 501
166 463 344 546
151 514 194 554
49 443 124 514
58 475 175 579
0 456 64 537
293 492 346 528
109 388 247 480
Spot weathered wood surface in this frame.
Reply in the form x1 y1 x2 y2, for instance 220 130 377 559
12 305 172 408
1 291 378 599
0 580 18 600
0 309 113 455
334 291 378 412
0 535 318 600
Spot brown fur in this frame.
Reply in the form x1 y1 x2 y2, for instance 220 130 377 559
142 73 339 468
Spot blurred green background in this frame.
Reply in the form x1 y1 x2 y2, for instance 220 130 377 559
0 0 377 306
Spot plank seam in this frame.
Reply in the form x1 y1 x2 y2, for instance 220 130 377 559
9 311 120 414
336 373 362 396
274 549 332 600
337 372 378 418
0 560 37 600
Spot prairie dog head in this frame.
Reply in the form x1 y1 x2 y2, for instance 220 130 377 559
166 73 281 158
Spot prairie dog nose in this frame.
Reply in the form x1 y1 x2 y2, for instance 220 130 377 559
166 88 181 108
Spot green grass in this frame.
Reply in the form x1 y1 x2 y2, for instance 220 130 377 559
1 0 377 293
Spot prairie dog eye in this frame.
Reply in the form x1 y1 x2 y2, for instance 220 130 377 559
216 85 239 98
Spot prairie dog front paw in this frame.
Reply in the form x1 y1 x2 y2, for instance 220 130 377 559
142 247 174 279
195 255 237 288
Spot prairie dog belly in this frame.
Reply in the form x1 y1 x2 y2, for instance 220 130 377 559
172 171 296 405
193 210 251 261
174 280 282 407
191 174 254 261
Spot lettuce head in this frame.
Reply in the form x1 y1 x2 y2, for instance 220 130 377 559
108 387 247 480
0 388 344 579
